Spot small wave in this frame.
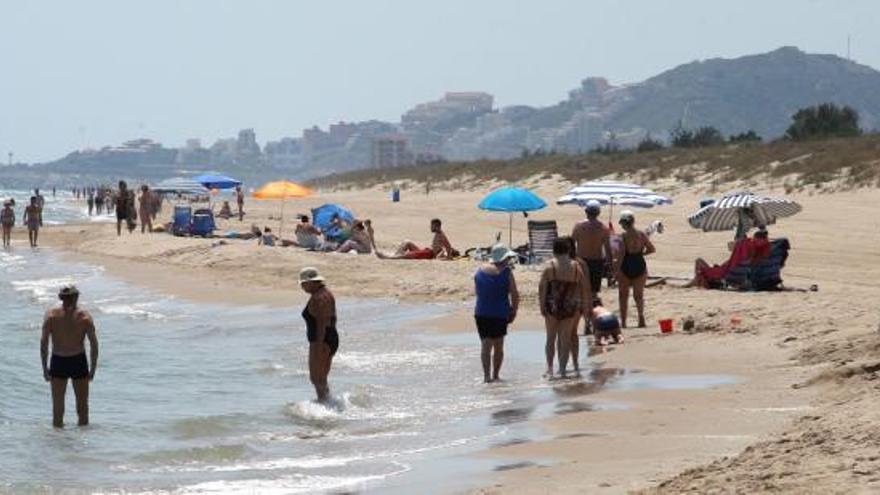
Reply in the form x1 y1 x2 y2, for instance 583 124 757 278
11 276 79 302
174 464 410 495
335 350 448 372
97 303 167 321
134 443 249 466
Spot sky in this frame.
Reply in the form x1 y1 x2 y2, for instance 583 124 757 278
1 0 878 163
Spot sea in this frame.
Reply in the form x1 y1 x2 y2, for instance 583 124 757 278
0 188 737 494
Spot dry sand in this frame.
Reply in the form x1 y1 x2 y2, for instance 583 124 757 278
35 178 880 493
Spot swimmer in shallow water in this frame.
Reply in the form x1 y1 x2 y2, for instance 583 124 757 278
299 267 339 403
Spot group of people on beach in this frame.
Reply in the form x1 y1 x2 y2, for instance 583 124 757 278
2 189 45 248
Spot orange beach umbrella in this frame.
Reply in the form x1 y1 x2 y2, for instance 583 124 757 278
252 181 314 235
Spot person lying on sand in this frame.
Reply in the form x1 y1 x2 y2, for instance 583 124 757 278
368 218 459 260
682 228 770 289
591 297 623 346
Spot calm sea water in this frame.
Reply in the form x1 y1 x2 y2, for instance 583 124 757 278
0 187 737 494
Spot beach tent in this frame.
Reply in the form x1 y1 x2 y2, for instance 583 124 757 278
193 174 241 190
311 204 355 242
478 186 547 246
557 181 672 226
252 181 314 235
152 177 207 195
687 191 802 236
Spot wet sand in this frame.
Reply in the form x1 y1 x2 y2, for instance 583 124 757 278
33 178 880 493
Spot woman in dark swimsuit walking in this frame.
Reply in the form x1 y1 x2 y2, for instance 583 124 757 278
614 211 655 328
299 267 339 402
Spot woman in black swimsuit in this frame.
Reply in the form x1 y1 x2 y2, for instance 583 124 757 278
614 211 655 328
299 267 339 402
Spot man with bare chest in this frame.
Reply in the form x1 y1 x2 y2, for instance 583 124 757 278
40 286 99 428
571 200 613 294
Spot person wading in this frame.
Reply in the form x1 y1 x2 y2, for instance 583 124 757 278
539 237 591 378
299 267 339 403
40 286 99 428
474 244 520 383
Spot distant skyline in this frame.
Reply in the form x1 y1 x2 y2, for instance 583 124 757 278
1 0 878 163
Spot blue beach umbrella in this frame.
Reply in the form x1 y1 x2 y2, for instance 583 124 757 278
192 174 242 190
478 187 547 245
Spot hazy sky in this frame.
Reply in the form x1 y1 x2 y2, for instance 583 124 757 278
1 0 878 163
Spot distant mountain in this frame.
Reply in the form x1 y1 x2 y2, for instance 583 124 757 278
9 46 880 188
601 46 880 139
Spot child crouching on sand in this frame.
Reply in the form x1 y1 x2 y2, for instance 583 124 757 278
591 298 623 346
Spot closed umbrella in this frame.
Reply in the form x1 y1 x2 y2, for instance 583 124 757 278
478 186 547 245
688 191 802 238
252 181 314 235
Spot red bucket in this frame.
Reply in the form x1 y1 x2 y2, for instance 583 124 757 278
659 319 674 333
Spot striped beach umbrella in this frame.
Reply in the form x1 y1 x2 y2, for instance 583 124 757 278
687 192 802 233
557 181 672 207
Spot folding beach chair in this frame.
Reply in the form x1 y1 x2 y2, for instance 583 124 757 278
724 238 790 290
527 220 558 264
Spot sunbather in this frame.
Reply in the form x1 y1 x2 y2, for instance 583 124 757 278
684 228 770 288
258 227 278 247
369 218 459 260
295 215 322 249
336 221 372 254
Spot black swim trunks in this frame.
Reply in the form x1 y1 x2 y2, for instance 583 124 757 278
595 314 621 334
49 353 89 379
475 316 508 340
581 258 605 293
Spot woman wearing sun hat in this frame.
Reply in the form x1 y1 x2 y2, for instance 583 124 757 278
299 267 339 402
474 244 520 383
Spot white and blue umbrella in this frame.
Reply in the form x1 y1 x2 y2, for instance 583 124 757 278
688 191 802 234
557 181 671 224
557 181 672 207
478 186 547 245
152 177 207 195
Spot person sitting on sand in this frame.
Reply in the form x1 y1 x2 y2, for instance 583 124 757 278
684 227 771 289
370 218 459 260
336 220 372 254
217 201 233 220
474 244 520 383
295 215 322 250
590 297 623 346
258 227 278 247
2 201 14 248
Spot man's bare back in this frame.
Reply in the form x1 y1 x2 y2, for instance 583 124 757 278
572 219 610 260
42 307 95 357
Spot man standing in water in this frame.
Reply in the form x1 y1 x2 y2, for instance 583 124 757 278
40 286 99 428
299 267 339 403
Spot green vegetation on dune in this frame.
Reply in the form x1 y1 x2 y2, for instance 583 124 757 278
308 133 880 192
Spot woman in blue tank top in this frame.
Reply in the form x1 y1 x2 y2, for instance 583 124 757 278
474 244 520 383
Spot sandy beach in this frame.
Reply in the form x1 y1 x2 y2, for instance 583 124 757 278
32 176 880 493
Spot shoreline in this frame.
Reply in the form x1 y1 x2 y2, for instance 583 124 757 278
31 184 880 493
